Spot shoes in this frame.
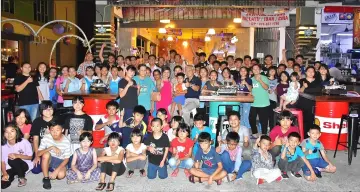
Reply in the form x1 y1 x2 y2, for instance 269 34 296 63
276 176 283 182
18 178 27 187
43 177 51 190
256 178 265 185
291 172 302 178
314 168 322 178
281 172 289 179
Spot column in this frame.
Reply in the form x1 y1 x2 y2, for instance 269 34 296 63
279 27 286 63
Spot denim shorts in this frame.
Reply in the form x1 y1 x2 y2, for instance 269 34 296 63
50 157 64 170
302 158 329 176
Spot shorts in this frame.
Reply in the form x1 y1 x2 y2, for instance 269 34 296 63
302 158 329 176
173 95 185 105
50 157 65 170
201 167 217 175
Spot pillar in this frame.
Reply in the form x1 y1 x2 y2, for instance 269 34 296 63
249 27 255 58
279 27 286 63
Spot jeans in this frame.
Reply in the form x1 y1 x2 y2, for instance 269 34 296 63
168 157 194 170
147 162 168 179
240 103 251 128
123 108 134 122
143 110 150 126
19 104 39 121
220 151 252 179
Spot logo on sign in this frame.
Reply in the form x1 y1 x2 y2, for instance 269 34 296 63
314 116 347 134
324 13 337 22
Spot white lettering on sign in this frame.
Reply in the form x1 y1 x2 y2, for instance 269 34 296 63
314 116 347 134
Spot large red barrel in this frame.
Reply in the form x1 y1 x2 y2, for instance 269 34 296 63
315 102 349 150
83 98 111 148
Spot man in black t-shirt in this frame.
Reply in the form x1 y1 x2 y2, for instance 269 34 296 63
3 56 19 78
14 62 43 121
118 65 139 121
182 65 202 126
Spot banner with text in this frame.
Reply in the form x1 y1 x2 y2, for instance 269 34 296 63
241 12 290 28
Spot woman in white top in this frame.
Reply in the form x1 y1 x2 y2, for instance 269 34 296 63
36 62 50 102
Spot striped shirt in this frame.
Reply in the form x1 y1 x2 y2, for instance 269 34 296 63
38 134 72 159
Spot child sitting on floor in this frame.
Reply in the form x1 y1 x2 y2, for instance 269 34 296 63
37 121 71 190
14 109 32 140
167 116 184 142
301 125 336 180
252 135 282 185
1 124 33 189
125 129 147 178
189 132 227 185
120 105 147 135
144 118 170 179
168 123 194 178
96 132 126 191
217 132 252 182
279 132 316 181
66 132 100 184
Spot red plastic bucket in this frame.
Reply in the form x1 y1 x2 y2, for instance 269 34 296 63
315 102 349 150
83 98 111 148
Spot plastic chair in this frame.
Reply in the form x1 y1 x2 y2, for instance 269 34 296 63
289 108 304 141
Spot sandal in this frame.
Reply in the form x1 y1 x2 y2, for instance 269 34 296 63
96 182 106 191
127 170 134 178
216 179 222 185
184 169 191 178
139 169 146 177
18 178 27 187
106 182 115 192
171 168 180 177
189 175 195 183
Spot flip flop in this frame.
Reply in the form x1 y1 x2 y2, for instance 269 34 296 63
127 170 134 178
139 169 146 177
184 169 191 178
106 182 115 192
171 168 180 177
96 182 106 191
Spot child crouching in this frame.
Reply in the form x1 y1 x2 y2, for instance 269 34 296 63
252 135 282 185
126 129 147 177
189 132 227 185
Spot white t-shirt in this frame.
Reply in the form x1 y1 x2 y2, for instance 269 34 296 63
38 77 50 101
104 146 124 156
167 128 177 142
125 143 146 155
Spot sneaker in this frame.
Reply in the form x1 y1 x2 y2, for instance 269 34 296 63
314 168 322 178
256 178 265 185
18 178 27 187
276 176 283 182
43 177 51 190
281 172 289 179
291 172 302 178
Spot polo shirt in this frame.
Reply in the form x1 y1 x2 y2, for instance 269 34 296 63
184 76 201 99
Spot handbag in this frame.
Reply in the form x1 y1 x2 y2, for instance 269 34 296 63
151 92 161 101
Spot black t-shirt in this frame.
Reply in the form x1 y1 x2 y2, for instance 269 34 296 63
299 78 322 94
118 78 138 109
14 74 39 106
184 76 202 99
3 63 19 78
230 69 240 83
64 114 93 144
144 133 170 165
30 117 56 145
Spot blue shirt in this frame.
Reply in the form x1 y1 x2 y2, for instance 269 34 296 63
237 78 252 92
184 76 201 99
109 77 121 94
96 115 120 135
300 138 324 160
49 79 57 104
62 77 81 107
199 81 206 108
191 126 215 156
195 146 221 169
133 76 155 111
281 146 304 163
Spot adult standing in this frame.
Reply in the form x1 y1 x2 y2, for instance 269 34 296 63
36 62 50 102
56 66 69 108
156 66 172 120
146 55 160 80
182 65 201 126
298 66 322 138
133 64 155 125
119 65 139 121
261 55 274 75
62 67 81 107
3 56 19 79
329 63 344 82
249 64 270 137
15 62 44 121
77 53 95 77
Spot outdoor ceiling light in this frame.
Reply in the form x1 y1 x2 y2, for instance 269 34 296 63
233 18 242 23
160 19 171 23
159 28 167 34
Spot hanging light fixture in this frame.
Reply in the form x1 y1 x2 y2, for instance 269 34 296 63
160 19 171 24
167 36 174 41
205 36 211 42
233 18 242 23
207 29 216 35
159 28 167 34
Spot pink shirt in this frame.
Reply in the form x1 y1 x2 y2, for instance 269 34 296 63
19 124 31 135
1 139 34 170
56 76 65 103
269 125 299 142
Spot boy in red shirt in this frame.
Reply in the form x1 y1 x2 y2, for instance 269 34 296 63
168 123 194 177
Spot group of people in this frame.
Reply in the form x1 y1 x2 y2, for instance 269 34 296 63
3 47 339 190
